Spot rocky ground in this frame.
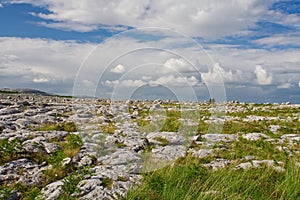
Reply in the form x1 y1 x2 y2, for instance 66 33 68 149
0 90 299 199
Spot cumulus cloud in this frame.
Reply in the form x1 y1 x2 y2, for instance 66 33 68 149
103 79 144 87
9 0 275 38
0 37 95 93
149 75 199 87
110 64 125 74
254 65 272 85
201 63 243 85
1 33 299 102
33 77 50 83
163 58 192 73
277 82 292 89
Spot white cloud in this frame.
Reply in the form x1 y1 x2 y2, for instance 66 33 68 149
201 63 243 84
102 80 119 87
254 65 272 85
1 34 300 102
163 58 192 73
121 79 144 87
277 82 292 89
298 80 300 88
33 77 50 83
10 0 275 38
149 75 199 87
110 64 125 74
253 33 300 47
103 79 144 87
0 3 3 8
142 76 152 81
0 37 95 93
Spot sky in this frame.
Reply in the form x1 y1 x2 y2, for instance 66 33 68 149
0 0 299 103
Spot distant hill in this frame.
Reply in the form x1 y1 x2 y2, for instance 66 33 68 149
0 88 50 96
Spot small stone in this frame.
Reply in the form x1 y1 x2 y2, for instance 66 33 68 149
204 158 231 170
61 157 71 166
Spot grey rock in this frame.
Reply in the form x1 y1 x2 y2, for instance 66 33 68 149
189 149 213 158
0 108 21 115
39 180 64 200
242 133 270 141
269 125 280 133
201 134 237 143
281 134 300 142
147 132 186 145
0 158 44 186
151 145 186 161
204 158 231 170
61 157 72 166
43 142 62 154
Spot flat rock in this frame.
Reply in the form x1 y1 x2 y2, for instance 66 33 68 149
39 180 64 200
204 158 231 170
242 133 270 141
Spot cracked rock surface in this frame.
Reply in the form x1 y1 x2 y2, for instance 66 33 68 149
0 92 299 199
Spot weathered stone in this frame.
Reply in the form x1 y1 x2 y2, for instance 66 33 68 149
0 158 44 186
39 180 64 200
242 133 270 141
201 134 237 143
189 149 213 158
204 158 231 170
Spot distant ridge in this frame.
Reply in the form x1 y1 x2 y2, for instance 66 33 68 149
0 88 50 96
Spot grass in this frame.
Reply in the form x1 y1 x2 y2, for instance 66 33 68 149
124 103 300 200
153 137 170 147
1 101 299 199
33 121 77 132
101 177 114 189
124 156 300 200
0 133 86 200
57 167 91 200
100 122 117 134
0 138 26 165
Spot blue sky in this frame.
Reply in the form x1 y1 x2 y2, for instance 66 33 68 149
0 0 299 103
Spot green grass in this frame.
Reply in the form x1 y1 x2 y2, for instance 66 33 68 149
125 103 300 200
124 156 300 200
0 138 26 165
57 167 91 200
100 122 117 134
153 137 170 147
34 121 77 132
0 134 86 200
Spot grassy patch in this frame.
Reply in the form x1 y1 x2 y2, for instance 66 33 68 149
160 109 181 132
57 167 91 200
153 137 170 147
101 177 114 189
124 156 300 200
34 121 77 132
0 134 85 199
101 122 117 134
0 138 26 165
